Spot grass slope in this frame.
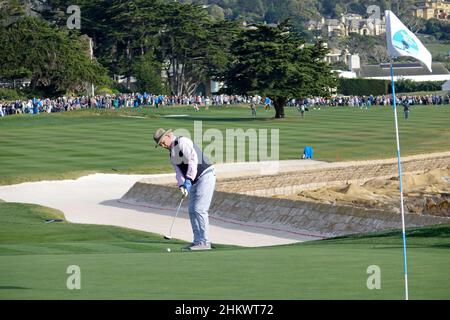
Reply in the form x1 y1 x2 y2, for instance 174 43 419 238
0 105 449 185
1 202 449 300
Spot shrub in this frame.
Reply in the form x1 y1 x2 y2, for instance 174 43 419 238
0 88 20 100
395 79 445 93
338 78 389 95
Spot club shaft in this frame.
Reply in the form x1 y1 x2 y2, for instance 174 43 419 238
168 197 184 238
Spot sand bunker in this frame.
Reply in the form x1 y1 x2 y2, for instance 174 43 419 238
282 167 450 217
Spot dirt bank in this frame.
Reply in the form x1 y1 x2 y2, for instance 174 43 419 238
278 166 450 217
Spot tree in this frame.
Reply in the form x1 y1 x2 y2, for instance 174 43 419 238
159 2 212 95
0 0 25 26
238 0 265 18
159 2 240 96
46 0 239 96
339 34 383 64
423 19 450 41
209 4 225 21
104 0 163 90
370 45 390 64
53 0 164 90
220 21 336 118
203 20 242 83
132 51 167 94
0 16 108 96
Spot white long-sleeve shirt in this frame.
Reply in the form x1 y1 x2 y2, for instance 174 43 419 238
170 136 198 187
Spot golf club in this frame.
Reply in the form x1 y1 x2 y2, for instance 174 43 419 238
164 196 185 240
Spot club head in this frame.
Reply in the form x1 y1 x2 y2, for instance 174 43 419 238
164 235 172 240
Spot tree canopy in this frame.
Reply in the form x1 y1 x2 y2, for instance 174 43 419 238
42 0 241 96
219 21 336 118
0 16 108 96
1 0 340 107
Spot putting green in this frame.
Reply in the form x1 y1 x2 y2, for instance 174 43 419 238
0 202 449 299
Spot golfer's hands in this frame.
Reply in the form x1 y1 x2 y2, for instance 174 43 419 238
180 187 189 198
179 179 192 198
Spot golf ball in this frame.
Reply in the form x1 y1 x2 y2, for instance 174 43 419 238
166 248 171 253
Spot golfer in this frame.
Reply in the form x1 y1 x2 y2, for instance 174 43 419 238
154 128 215 250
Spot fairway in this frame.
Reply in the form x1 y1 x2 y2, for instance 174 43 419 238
1 202 449 300
0 105 449 185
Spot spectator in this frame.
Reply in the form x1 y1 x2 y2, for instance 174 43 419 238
402 100 410 119
250 102 256 118
264 96 271 110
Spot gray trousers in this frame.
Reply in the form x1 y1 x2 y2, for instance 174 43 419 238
188 168 216 244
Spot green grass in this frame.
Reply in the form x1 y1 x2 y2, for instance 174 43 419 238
0 104 449 185
1 202 449 299
396 90 447 96
1 106 449 299
419 36 450 56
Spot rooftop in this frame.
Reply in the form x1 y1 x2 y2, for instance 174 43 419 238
357 62 449 77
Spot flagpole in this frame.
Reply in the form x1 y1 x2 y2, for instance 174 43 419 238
390 62 409 300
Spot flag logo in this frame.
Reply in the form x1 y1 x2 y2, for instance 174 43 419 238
385 10 432 72
392 30 419 55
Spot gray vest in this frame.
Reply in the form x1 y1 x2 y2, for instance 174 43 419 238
171 137 212 183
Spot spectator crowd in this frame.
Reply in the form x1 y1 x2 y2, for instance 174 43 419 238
1 92 449 117
289 94 450 108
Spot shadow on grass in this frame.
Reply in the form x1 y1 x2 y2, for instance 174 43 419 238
320 224 450 242
183 116 275 122
0 286 30 290
302 224 450 250
429 243 450 249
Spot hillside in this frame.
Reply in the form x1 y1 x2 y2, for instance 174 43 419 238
184 0 394 23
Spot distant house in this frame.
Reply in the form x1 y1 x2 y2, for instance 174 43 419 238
306 17 325 32
326 18 344 37
325 47 350 64
308 13 386 37
412 0 450 20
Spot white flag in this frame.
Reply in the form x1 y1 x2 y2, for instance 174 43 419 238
385 10 432 72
